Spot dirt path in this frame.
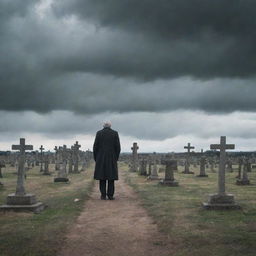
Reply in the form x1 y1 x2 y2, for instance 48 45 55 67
59 171 172 256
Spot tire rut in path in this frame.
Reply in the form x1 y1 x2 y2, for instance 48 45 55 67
59 171 172 256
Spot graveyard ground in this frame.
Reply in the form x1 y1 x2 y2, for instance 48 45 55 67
0 164 94 256
124 163 256 256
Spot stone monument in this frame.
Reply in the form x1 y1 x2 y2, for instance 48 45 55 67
0 138 45 213
236 157 250 185
182 143 194 174
197 157 208 177
148 152 160 180
159 159 179 186
203 136 240 210
130 142 139 172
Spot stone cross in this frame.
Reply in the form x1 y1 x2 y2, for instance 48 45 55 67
73 141 81 173
39 145 45 172
54 146 60 170
197 157 208 177
12 138 33 196
183 143 195 174
130 142 139 172
184 143 195 153
139 159 147 176
210 136 235 195
236 157 250 185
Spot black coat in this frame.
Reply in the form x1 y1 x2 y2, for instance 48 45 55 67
93 127 121 180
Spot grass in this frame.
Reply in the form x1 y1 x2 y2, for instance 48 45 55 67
123 163 256 256
0 163 95 256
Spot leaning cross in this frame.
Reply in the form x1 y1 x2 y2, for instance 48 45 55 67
131 142 139 153
12 138 33 195
210 136 235 194
184 143 195 153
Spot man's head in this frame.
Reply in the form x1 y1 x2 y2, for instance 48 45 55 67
103 121 112 128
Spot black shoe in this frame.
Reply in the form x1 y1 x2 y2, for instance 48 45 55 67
108 196 115 200
101 195 106 200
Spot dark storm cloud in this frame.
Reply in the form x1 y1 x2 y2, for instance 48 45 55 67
54 0 256 79
0 0 256 115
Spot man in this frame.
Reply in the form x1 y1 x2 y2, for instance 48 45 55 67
93 121 121 200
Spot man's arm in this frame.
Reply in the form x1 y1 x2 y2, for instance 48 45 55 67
93 132 100 161
115 132 121 160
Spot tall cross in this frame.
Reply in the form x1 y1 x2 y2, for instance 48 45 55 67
74 141 81 153
39 145 45 172
210 136 235 194
184 143 195 153
12 138 33 195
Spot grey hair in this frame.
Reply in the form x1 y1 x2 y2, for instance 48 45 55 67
103 121 112 128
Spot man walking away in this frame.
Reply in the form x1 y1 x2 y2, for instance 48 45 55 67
93 121 121 200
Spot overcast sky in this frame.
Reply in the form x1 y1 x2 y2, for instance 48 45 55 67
1 0 256 152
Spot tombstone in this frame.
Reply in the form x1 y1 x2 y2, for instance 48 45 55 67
54 145 69 182
130 142 139 172
68 148 73 173
236 157 243 179
236 158 250 185
148 161 152 176
54 146 60 171
159 160 179 186
226 159 233 172
139 159 147 176
203 136 240 210
247 160 252 172
0 161 5 178
0 138 45 213
43 155 51 175
148 152 160 180
39 145 45 172
182 143 194 174
197 157 208 177
73 141 81 173
209 159 216 173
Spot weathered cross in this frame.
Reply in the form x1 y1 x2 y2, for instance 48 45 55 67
184 143 195 153
74 141 81 152
73 142 81 173
12 138 33 195
210 136 235 194
131 142 139 153
39 145 45 172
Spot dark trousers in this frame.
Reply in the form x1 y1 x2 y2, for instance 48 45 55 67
99 180 115 197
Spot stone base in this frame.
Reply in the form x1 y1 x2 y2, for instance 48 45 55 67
236 179 250 185
7 193 37 205
182 171 194 174
203 193 241 210
0 202 45 213
147 175 161 180
196 174 208 177
159 179 179 186
54 177 69 182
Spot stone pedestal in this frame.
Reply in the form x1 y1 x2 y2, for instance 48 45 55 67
0 193 45 213
236 179 250 185
203 193 241 210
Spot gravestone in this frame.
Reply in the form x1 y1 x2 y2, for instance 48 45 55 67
0 161 5 178
182 143 194 174
0 138 45 213
148 152 160 180
236 158 250 185
43 155 51 175
236 157 243 179
73 141 81 173
54 145 69 182
139 159 147 176
226 159 233 172
68 148 73 173
203 136 240 210
197 157 208 177
159 159 179 186
130 142 139 172
39 145 44 172
54 146 60 171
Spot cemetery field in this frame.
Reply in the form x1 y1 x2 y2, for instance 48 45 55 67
0 164 94 256
124 164 256 256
